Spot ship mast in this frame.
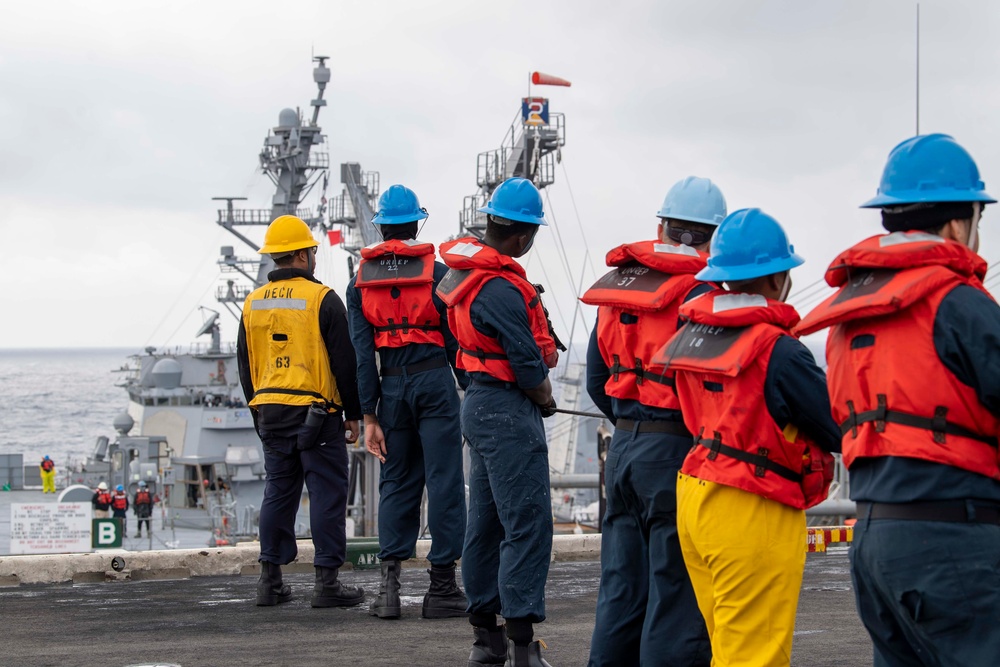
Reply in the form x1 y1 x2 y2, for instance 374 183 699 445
212 57 333 321
458 96 565 239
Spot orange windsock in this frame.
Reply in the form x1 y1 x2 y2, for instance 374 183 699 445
532 72 571 87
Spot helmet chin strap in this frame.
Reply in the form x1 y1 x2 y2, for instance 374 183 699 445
778 271 792 303
967 203 982 250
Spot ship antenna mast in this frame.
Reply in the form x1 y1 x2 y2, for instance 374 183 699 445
915 3 920 135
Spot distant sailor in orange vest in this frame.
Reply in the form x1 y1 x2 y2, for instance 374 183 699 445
111 484 130 537
346 185 469 621
659 209 840 667
437 177 560 667
91 482 112 518
796 134 1000 666
583 176 727 667
39 455 56 494
133 480 154 538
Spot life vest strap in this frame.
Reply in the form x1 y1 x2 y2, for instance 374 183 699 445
252 388 343 412
615 419 690 436
373 317 441 335
695 430 802 482
460 347 508 362
610 355 675 387
840 394 998 448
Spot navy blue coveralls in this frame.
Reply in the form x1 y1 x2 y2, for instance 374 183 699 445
461 277 553 624
237 268 362 570
346 262 468 565
586 308 841 667
849 285 1000 667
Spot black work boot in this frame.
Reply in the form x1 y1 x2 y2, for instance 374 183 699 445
422 562 470 619
368 558 401 618
469 625 508 667
505 639 552 667
256 561 292 606
312 565 365 608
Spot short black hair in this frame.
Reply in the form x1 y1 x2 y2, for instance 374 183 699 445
881 202 976 233
381 222 418 241
272 247 311 267
485 215 537 243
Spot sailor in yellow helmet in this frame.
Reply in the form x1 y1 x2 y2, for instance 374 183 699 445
237 214 365 608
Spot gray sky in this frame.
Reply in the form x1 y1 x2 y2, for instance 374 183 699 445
2 0 998 351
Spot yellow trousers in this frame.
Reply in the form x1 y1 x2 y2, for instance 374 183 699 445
40 469 56 493
676 473 805 667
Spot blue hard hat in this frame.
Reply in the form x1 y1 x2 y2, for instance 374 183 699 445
861 134 996 208
697 208 804 282
371 184 429 225
138 480 147 488
43 455 50 461
478 178 546 225
657 176 727 225
116 484 124 492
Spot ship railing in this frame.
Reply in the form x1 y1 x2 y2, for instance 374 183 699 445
216 207 316 225
216 283 252 303
459 193 489 238
307 151 330 169
330 192 353 224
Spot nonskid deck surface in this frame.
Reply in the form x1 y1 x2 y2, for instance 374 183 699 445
2 551 870 667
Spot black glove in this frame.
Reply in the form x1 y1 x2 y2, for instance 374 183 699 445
539 399 558 419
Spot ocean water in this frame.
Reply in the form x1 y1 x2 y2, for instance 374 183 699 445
0 348 135 467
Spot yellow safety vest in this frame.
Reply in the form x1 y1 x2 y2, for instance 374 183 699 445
242 277 342 410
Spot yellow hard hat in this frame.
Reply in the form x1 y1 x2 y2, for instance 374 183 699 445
259 215 319 255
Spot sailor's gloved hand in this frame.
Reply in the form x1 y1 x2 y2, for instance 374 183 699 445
539 399 558 419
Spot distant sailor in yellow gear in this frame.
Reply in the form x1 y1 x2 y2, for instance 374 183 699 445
238 214 365 609
39 455 56 493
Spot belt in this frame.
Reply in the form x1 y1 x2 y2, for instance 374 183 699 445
857 500 1000 525
615 419 690 436
380 357 449 377
470 377 517 390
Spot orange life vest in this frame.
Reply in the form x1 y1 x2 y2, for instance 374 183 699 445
41 460 54 472
111 493 128 510
658 290 834 509
580 240 707 410
135 490 152 505
95 491 112 507
795 232 1000 479
355 239 444 348
436 238 558 382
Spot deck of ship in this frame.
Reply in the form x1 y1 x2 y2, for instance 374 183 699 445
2 549 870 667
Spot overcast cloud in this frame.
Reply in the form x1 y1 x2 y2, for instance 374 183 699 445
1 0 998 351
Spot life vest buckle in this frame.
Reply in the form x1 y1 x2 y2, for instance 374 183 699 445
932 406 949 444
634 358 644 385
844 400 859 437
706 430 722 461
611 355 622 381
874 394 888 433
754 447 769 477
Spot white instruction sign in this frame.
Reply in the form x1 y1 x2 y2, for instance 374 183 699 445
10 503 92 554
